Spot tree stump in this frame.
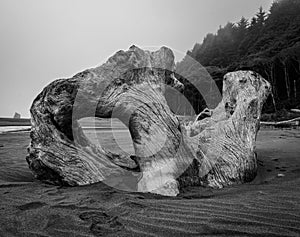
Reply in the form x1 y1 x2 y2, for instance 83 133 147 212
27 46 271 196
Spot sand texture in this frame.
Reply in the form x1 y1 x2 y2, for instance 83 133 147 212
0 126 300 236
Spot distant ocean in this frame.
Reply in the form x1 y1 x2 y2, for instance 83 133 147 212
0 126 31 134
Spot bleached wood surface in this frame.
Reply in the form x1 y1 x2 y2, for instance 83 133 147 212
27 46 271 196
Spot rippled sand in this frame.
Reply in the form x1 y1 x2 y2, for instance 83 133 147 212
0 127 299 236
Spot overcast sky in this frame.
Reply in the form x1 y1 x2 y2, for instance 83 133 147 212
0 0 273 118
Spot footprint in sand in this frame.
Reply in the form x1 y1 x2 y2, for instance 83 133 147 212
17 201 46 211
121 200 147 209
79 211 123 236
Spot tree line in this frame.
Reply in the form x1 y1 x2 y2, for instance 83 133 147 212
174 0 300 115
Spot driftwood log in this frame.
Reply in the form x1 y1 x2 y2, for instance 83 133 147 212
27 46 271 196
261 117 300 126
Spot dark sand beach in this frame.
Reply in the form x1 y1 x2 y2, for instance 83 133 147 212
0 125 300 237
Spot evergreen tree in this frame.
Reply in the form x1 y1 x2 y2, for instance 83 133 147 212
176 0 300 114
256 6 267 26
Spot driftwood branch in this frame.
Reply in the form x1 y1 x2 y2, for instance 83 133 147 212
261 117 300 126
27 46 271 196
290 109 300 113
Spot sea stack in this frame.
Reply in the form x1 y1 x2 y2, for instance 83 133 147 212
13 112 21 119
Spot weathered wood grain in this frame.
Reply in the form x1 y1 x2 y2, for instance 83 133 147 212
27 46 270 196
180 71 271 189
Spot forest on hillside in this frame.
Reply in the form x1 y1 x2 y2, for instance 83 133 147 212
174 0 300 117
